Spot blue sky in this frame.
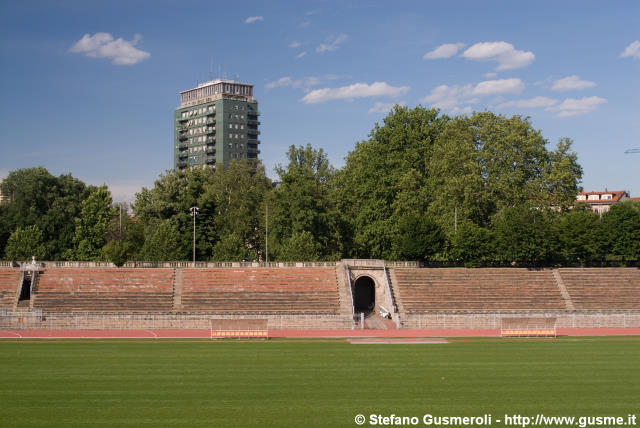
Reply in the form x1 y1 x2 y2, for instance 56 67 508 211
0 1 638 201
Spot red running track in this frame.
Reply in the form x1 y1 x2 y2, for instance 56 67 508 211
1 328 640 339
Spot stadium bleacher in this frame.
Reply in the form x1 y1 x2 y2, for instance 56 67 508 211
33 268 174 312
393 268 567 312
0 268 22 310
180 268 341 313
557 268 640 310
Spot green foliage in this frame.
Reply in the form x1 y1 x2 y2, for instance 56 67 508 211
333 106 446 258
102 240 134 267
0 167 92 259
68 186 115 261
427 113 582 235
140 220 185 262
4 225 46 261
276 231 321 261
492 205 557 265
392 214 444 261
544 138 583 210
449 222 494 267
201 160 271 261
556 208 605 264
211 233 251 261
601 201 640 261
134 162 269 262
269 144 342 261
134 168 215 261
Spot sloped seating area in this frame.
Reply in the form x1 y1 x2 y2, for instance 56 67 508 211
558 268 640 310
394 268 566 312
0 268 21 309
33 268 174 312
181 268 340 313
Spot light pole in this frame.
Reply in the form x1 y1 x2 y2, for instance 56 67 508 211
190 206 199 266
265 202 269 263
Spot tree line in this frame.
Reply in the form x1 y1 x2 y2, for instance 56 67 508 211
1 108 639 266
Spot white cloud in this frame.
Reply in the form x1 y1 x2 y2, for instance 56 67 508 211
70 33 150 65
461 41 535 70
301 82 410 104
296 51 307 59
472 78 525 95
620 40 640 59
368 101 407 114
304 76 320 87
484 72 497 78
451 106 473 115
316 34 349 53
289 41 301 48
265 76 321 90
546 96 607 117
244 16 264 24
551 75 596 91
421 78 525 111
265 77 298 89
498 96 559 109
423 42 466 59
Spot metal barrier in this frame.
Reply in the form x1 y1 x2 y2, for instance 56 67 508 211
0 312 354 330
8 261 341 269
404 311 640 329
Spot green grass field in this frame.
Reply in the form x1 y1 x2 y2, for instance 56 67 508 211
0 338 638 427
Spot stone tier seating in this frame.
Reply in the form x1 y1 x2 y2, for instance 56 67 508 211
181 268 340 314
33 268 174 313
0 268 22 309
558 268 640 310
394 268 566 312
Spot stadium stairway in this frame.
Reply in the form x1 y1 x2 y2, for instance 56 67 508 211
172 268 183 312
335 263 356 317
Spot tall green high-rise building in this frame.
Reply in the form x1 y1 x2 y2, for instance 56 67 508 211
174 79 260 170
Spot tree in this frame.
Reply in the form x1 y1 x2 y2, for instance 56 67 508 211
449 222 494 267
544 138 583 210
201 160 271 261
102 204 145 266
556 208 604 264
392 214 444 261
276 231 321 261
427 113 582 235
4 225 46 261
601 201 640 261
134 168 215 261
140 220 185 261
269 144 342 261
0 168 92 259
102 240 134 267
492 205 557 265
333 106 447 258
211 232 251 261
68 186 115 261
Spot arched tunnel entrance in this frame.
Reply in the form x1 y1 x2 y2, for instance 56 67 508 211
353 276 375 313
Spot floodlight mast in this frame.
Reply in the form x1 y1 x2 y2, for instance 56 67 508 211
190 206 199 266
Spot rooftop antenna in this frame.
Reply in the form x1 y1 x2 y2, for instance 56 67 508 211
209 59 214 80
